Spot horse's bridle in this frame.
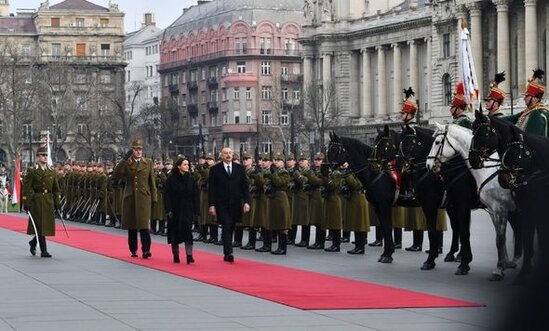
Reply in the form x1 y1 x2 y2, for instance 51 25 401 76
327 141 370 177
427 125 458 168
470 122 501 164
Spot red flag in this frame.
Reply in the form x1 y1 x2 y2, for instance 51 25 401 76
11 154 21 210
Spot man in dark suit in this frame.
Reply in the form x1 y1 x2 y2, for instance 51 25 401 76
208 147 251 262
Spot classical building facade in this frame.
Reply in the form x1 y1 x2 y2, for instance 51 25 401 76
123 13 162 118
159 0 304 156
300 0 548 145
0 0 126 165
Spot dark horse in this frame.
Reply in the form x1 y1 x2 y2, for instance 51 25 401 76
327 130 396 263
397 125 446 270
470 111 549 280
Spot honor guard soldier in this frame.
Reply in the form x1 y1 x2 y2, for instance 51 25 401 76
113 139 157 258
503 69 548 137
239 152 258 249
151 159 167 235
484 72 507 117
93 163 107 225
292 153 311 247
105 161 116 227
22 147 61 258
198 153 219 243
305 152 326 250
320 162 343 252
450 81 473 129
340 162 370 254
285 153 297 244
267 153 291 255
255 154 273 252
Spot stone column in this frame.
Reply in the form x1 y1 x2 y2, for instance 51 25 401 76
425 37 432 114
517 9 526 93
494 0 510 92
524 0 538 73
377 46 387 118
322 52 332 86
303 55 313 86
408 40 418 95
361 48 372 118
392 43 402 116
467 2 484 97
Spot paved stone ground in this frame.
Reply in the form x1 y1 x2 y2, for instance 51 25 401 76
0 210 524 330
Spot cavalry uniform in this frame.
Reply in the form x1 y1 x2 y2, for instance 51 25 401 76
503 72 548 137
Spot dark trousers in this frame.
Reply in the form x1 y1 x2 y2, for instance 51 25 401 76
128 229 151 253
30 235 48 252
221 222 235 256
234 226 244 243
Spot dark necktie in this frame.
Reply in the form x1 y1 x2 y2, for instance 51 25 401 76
227 165 231 175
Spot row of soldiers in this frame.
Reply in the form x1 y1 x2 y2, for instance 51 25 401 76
54 150 441 257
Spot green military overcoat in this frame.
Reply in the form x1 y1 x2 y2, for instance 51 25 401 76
23 166 61 236
342 173 370 232
113 158 157 230
267 169 291 231
291 169 309 226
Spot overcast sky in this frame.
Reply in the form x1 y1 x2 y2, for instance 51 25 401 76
13 0 197 32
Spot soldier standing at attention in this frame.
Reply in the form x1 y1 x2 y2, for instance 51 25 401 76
292 154 311 247
267 153 291 255
151 159 166 235
22 147 61 258
113 139 157 258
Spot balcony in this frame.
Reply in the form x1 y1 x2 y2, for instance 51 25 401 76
207 76 218 89
187 81 198 91
39 25 124 36
280 73 303 83
187 104 198 117
222 72 257 88
207 101 218 113
169 84 179 94
38 55 125 65
282 99 302 110
159 48 303 71
222 124 258 134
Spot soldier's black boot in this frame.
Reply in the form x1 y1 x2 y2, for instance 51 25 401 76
151 219 158 234
348 231 366 254
295 226 310 247
255 230 272 252
38 236 52 258
233 227 243 247
325 230 341 252
308 226 325 249
271 232 287 255
186 242 195 264
206 224 218 243
368 227 383 247
29 237 37 256
288 225 297 245
241 228 256 250
394 228 402 249
172 244 180 263
197 225 207 242
341 231 350 243
406 230 424 252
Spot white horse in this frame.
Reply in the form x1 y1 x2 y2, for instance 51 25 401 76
0 175 9 213
426 123 520 281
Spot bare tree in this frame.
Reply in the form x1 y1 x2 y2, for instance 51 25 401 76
107 80 145 148
140 97 181 158
0 40 43 166
302 79 339 150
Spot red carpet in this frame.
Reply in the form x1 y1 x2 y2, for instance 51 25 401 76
0 214 482 310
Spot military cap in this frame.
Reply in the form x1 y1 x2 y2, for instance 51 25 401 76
164 158 173 165
36 146 48 155
131 138 143 149
298 153 308 161
451 81 468 109
233 152 240 160
286 152 295 161
260 153 272 161
485 72 506 103
273 152 285 161
402 87 418 115
524 68 545 98
154 158 163 164
205 153 214 160
314 152 325 160
241 152 252 160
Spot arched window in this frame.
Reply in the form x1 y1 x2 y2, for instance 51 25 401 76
442 73 452 106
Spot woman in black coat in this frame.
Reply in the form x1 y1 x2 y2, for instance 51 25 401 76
164 157 200 264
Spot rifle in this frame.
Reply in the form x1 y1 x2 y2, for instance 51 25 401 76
239 145 244 163
254 146 260 172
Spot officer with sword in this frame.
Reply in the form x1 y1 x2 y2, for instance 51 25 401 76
22 147 65 258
